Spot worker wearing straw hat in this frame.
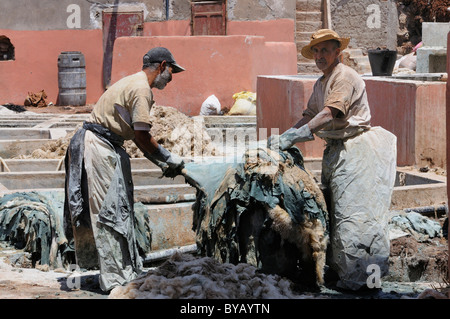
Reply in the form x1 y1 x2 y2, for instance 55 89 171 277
268 29 397 292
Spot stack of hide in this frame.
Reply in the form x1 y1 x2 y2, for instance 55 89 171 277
183 146 329 286
0 191 152 269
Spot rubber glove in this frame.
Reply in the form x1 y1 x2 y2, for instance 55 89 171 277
146 144 185 178
267 124 314 151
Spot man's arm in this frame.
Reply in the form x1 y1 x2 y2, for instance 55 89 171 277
304 106 340 133
268 106 340 151
133 130 159 156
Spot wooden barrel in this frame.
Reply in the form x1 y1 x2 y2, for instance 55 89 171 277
57 51 86 106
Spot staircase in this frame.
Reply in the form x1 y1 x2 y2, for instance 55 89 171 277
341 48 372 75
295 0 324 74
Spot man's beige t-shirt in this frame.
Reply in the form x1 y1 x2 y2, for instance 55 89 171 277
89 71 154 140
303 63 371 140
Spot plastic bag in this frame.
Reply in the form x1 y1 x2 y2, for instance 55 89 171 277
228 91 256 115
200 94 221 115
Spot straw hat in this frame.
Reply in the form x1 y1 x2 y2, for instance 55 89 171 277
301 29 350 59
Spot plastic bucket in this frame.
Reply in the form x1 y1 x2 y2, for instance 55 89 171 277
57 51 86 106
368 48 397 76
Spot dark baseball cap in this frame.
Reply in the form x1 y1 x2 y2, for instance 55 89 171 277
143 47 185 73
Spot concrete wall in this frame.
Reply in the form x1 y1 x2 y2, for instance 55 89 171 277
227 0 295 20
330 0 399 51
111 35 297 115
257 75 447 168
366 77 447 168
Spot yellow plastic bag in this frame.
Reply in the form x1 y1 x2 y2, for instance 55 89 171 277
228 91 256 115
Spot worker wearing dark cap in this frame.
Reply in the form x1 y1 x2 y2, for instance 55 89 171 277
63 47 185 292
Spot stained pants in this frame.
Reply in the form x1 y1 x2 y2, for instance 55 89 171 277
321 127 397 290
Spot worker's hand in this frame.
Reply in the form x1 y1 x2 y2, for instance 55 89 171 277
268 125 314 151
267 134 281 151
165 152 184 170
162 152 185 178
146 145 185 178
267 132 294 151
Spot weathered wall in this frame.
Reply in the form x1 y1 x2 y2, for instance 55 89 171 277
366 77 447 168
330 0 399 51
0 0 296 108
227 0 295 20
0 17 294 107
256 75 326 158
0 0 295 31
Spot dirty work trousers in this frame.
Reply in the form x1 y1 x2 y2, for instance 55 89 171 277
321 126 397 291
64 123 143 292
83 130 143 292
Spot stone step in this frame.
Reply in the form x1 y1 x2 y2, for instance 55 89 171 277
0 168 186 190
296 11 322 21
296 0 322 12
295 31 314 42
296 20 323 32
297 51 315 61
297 62 321 74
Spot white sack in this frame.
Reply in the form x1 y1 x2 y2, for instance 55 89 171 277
200 95 221 116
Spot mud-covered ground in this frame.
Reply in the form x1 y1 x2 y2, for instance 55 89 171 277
0 234 447 300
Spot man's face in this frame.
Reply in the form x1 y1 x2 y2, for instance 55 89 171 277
312 40 340 72
153 64 173 90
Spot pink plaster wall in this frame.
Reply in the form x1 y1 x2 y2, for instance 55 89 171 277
110 35 297 115
143 20 191 36
365 79 417 166
143 19 295 42
367 78 446 168
0 29 104 105
256 75 326 158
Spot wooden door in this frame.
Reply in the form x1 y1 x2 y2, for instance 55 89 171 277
191 1 226 36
